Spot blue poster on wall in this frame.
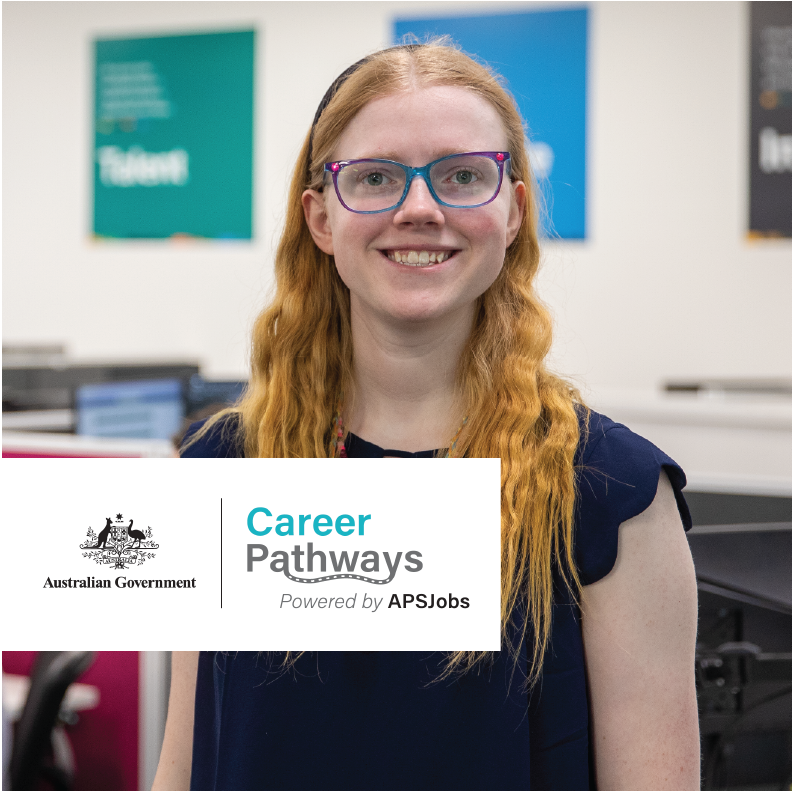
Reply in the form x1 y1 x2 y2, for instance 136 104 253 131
394 8 587 239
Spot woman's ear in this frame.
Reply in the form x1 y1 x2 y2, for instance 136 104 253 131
302 189 334 255
506 180 526 246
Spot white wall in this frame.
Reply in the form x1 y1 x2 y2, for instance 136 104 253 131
4 1 791 389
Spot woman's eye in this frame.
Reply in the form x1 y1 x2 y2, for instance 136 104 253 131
363 172 388 187
451 170 477 184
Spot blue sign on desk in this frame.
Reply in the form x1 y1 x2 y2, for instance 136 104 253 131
394 8 587 239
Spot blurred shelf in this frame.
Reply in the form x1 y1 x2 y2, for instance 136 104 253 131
590 387 792 430
2 431 175 458
2 409 75 432
588 388 792 495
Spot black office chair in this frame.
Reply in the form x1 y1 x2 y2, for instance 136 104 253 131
686 505 792 790
9 651 95 791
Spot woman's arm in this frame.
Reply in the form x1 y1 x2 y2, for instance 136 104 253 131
581 471 700 790
151 651 199 791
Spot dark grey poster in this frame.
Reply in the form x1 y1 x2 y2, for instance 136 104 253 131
749 2 792 238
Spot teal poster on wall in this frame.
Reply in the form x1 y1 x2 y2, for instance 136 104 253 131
93 30 254 240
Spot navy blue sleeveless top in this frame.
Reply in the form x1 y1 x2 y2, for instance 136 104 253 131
182 410 691 790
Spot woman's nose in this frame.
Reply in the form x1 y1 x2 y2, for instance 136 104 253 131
393 176 445 225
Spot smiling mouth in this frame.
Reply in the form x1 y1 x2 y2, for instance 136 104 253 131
384 250 458 267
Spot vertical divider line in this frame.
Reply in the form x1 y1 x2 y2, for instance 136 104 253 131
220 497 223 609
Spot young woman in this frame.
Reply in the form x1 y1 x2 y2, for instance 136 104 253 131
156 43 700 790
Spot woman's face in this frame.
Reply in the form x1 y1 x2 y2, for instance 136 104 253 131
303 85 525 327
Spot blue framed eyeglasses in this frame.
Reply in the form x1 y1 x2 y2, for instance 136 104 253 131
324 151 511 214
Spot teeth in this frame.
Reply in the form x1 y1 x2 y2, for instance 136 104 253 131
387 250 454 266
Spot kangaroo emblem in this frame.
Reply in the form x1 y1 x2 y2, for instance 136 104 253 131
90 517 113 549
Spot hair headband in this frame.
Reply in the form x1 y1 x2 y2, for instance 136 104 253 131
307 44 424 181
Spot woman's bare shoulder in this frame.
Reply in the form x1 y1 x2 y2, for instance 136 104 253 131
581 472 700 789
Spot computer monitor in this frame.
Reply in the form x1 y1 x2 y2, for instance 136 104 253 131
76 378 184 440
186 374 246 414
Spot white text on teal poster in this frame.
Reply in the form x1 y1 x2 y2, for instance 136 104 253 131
93 30 254 240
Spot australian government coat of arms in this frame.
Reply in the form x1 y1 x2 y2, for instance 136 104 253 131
80 513 159 569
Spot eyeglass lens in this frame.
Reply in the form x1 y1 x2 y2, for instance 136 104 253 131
335 155 502 212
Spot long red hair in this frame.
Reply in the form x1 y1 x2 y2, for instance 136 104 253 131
188 41 586 685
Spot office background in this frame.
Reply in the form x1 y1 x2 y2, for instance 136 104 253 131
4 1 791 391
